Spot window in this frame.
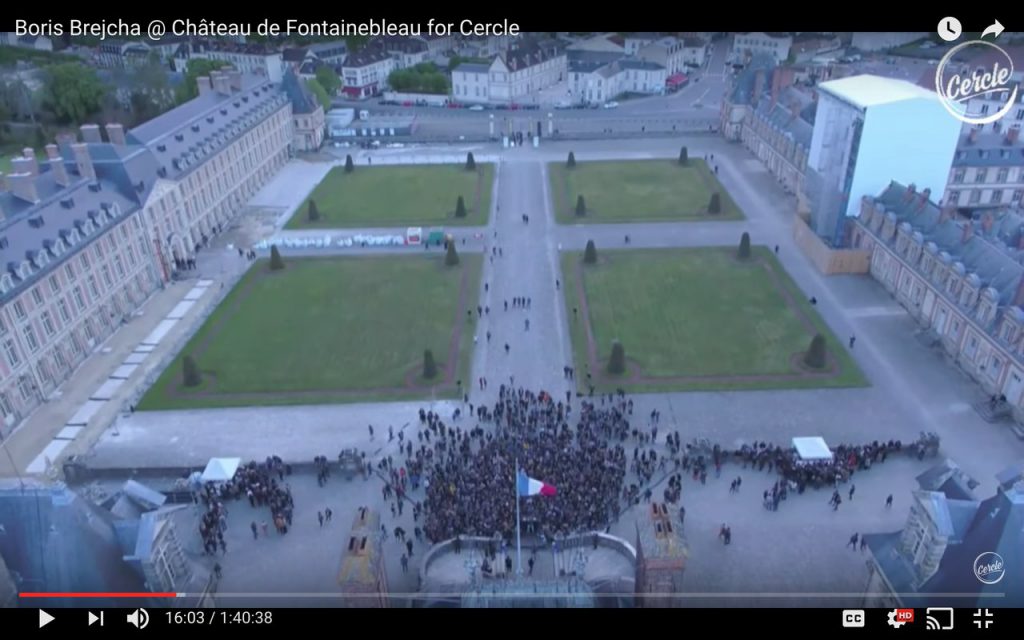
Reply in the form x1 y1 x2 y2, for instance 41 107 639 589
13 300 26 320
1016 109 1024 121
981 104 990 115
975 169 988 183
114 255 125 278
992 189 1004 204
966 336 979 358
68 333 81 356
3 338 20 367
53 347 66 369
22 325 39 352
94 243 104 260
998 168 1009 182
41 311 55 337
80 253 90 270
970 190 982 204
101 265 113 288
65 263 76 282
1014 190 1024 204
990 356 1003 380
88 275 100 298
57 299 71 324
18 377 33 401
49 275 60 294
73 286 86 311
31 288 43 306
0 393 12 418
949 190 961 205
1003 323 1016 343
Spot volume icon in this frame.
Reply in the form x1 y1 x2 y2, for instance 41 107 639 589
126 608 149 629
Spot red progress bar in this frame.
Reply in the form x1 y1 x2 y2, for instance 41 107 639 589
20 592 177 598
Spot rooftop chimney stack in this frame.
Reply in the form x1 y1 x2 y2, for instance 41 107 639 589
45 144 60 161
8 173 40 204
71 143 95 180
962 221 974 243
11 157 35 176
227 69 242 91
80 124 102 143
21 148 40 176
55 133 77 154
105 123 126 146
50 157 70 188
196 76 213 96
211 72 231 96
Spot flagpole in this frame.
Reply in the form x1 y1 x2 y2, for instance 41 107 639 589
515 458 522 577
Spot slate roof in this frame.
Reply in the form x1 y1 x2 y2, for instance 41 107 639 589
282 47 309 63
728 53 777 104
952 132 1024 168
453 62 491 75
343 47 392 68
753 85 815 148
281 68 318 114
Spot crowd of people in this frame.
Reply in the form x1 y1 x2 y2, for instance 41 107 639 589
420 385 628 542
193 456 297 543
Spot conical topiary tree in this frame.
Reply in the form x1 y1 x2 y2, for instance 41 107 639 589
183 355 202 387
583 240 597 264
803 333 827 369
567 151 576 168
679 146 688 165
345 154 354 173
709 192 721 214
608 340 626 374
423 349 438 379
575 195 586 217
455 195 467 218
445 241 460 266
270 244 285 270
466 152 476 170
308 199 320 222
738 232 751 259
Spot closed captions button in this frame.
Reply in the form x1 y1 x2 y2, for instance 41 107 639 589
843 609 866 628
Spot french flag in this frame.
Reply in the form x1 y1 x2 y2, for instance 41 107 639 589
517 469 556 497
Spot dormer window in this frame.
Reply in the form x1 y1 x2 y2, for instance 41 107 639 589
18 262 31 280
175 133 184 142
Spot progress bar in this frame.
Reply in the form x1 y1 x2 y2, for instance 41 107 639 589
20 592 177 598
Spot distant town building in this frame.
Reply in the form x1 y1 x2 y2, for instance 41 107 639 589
174 41 285 83
568 59 666 105
850 32 928 52
945 127 1024 210
803 74 961 245
636 37 702 75
863 460 1024 608
0 33 62 52
624 33 661 56
381 36 430 70
452 39 566 105
732 32 793 65
341 48 395 99
791 34 842 64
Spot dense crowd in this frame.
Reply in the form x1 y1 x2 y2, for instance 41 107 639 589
421 385 628 542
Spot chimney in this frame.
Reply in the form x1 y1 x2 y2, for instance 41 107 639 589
105 123 126 146
8 173 40 204
982 213 995 234
197 76 213 96
1014 275 1024 307
227 69 242 91
55 133 77 153
11 156 36 178
50 157 70 188
920 188 932 210
939 204 955 224
45 144 60 161
962 221 974 243
211 72 231 96
968 127 979 144
903 183 917 203
71 143 95 180
753 69 766 102
1008 126 1021 145
80 124 102 143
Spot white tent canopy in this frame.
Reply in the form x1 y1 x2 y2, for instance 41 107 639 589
792 437 833 462
201 457 241 482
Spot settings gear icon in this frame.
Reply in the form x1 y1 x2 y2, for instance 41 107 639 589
888 610 908 628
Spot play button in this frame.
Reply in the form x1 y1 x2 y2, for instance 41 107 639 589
39 610 55 628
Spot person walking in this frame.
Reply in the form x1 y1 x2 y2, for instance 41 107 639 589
849 335 856 349
318 511 324 528
400 553 409 573
250 521 259 540
885 494 893 509
368 424 374 439
325 508 333 523
406 539 414 557
847 533 859 549
848 484 856 501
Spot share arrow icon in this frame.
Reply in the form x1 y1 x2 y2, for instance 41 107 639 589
982 20 1005 39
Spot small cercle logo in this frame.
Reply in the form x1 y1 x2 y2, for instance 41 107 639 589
974 551 1005 585
935 40 1017 125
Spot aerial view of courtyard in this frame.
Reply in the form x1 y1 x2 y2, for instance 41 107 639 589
1 30 1022 614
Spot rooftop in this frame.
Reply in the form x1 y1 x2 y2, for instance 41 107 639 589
819 74 940 109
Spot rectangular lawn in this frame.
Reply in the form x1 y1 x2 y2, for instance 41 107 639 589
286 163 493 229
561 247 866 392
139 254 481 409
550 159 743 224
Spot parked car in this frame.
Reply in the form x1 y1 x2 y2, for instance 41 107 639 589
468 104 485 111
603 101 620 109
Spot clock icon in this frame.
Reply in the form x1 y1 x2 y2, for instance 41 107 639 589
938 17 963 42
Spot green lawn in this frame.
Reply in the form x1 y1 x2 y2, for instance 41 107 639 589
550 159 743 224
286 163 494 229
139 254 482 409
561 246 867 392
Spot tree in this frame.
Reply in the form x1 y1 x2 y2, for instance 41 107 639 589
270 245 285 270
182 355 202 387
305 78 332 112
129 90 161 123
803 334 827 369
345 154 354 173
315 65 342 95
584 240 598 264
41 63 107 124
445 241 460 266
423 349 438 379
738 232 751 259
567 151 576 168
679 146 688 165
308 200 321 222
608 340 626 374
455 195 467 218
176 58 228 103
709 192 721 214
575 195 586 217
466 152 476 171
